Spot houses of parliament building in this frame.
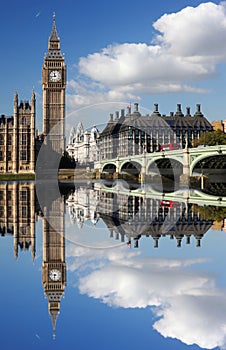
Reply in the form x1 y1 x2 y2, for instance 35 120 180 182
0 13 66 174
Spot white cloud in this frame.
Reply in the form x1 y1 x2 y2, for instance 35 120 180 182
67 2 226 110
153 2 226 58
67 243 226 349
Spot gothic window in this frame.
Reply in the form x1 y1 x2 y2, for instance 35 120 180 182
0 191 3 201
20 150 27 161
7 151 11 161
0 206 4 216
0 151 3 161
19 190 27 201
21 117 26 125
19 206 27 218
20 134 27 145
21 226 27 234
7 206 12 217
7 191 12 201
7 135 12 145
0 135 4 145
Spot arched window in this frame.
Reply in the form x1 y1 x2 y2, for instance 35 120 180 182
0 135 4 145
7 135 12 145
21 117 26 125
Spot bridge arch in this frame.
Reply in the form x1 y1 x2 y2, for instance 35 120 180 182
191 153 226 176
102 162 116 174
147 157 183 177
120 160 142 176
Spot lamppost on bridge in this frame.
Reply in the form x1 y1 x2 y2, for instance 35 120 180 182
200 160 205 190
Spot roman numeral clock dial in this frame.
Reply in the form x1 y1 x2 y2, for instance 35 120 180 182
49 70 61 82
49 269 61 281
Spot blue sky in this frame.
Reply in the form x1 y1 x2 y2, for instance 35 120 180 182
1 0 226 132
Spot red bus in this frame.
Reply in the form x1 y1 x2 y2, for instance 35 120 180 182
160 143 180 151
160 200 179 208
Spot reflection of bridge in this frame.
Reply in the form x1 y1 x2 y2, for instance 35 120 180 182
66 182 224 249
95 180 226 206
96 145 226 179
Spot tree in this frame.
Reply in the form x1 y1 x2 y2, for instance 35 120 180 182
194 130 226 147
59 151 76 169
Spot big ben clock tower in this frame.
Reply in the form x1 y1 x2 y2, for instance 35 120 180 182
42 188 66 338
42 13 66 154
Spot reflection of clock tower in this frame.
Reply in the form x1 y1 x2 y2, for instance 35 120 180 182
42 13 66 154
42 193 66 338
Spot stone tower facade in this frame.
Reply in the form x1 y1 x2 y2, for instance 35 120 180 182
42 189 66 338
0 182 36 260
42 13 66 154
0 91 36 174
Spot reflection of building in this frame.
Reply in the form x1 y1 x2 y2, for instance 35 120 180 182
66 184 214 248
0 182 36 259
42 192 66 338
0 181 69 338
99 103 213 160
98 191 213 248
66 122 100 166
67 183 99 227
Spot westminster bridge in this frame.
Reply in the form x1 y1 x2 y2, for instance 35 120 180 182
95 145 226 182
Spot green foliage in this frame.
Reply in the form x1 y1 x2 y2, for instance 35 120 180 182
194 204 226 222
59 151 76 169
194 130 226 147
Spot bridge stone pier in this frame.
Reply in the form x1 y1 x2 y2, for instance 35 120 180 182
95 145 226 183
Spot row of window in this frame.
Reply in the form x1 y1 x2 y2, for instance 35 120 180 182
0 133 28 146
0 190 28 201
0 150 28 161
0 205 28 218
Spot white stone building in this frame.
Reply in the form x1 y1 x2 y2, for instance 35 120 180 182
66 122 99 166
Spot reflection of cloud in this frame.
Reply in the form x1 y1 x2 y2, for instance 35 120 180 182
67 2 226 110
78 258 211 308
154 294 226 349
67 244 226 349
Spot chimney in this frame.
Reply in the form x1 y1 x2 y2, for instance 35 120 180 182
115 111 119 120
109 113 113 122
121 109 125 117
186 107 190 115
134 103 139 112
177 104 182 113
154 103 159 113
127 105 131 115
196 104 201 113
196 238 201 247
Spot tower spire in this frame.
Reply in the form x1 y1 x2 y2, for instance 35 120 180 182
49 12 60 43
50 309 60 340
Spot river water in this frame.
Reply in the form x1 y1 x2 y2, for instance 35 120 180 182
1 180 226 350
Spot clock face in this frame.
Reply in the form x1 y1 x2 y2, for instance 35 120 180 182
49 269 61 281
49 70 61 82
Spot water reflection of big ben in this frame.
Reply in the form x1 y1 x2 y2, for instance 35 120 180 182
42 194 66 338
